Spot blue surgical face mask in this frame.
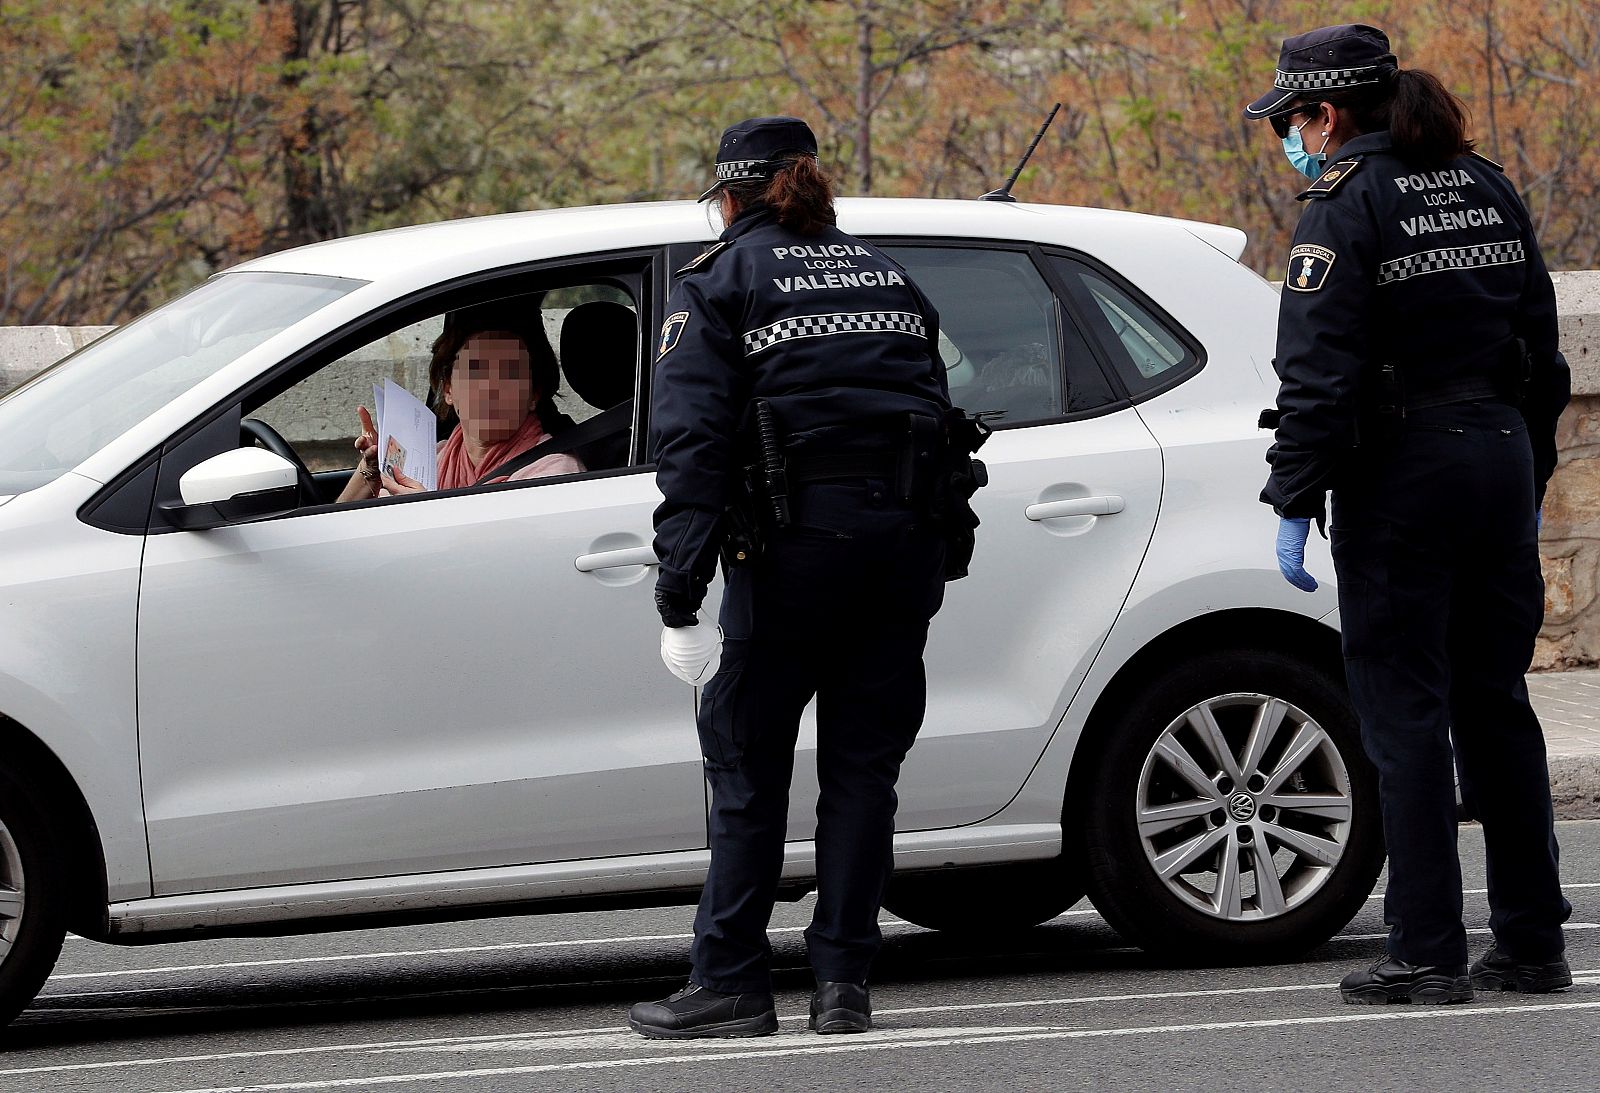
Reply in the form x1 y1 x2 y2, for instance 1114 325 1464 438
1282 121 1328 180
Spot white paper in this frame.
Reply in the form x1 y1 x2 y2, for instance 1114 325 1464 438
374 379 438 491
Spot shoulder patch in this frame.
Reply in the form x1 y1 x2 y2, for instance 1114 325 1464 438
1285 244 1337 293
657 311 690 359
1470 150 1505 172
674 241 728 276
1297 158 1362 200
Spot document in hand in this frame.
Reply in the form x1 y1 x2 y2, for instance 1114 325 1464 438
372 380 439 491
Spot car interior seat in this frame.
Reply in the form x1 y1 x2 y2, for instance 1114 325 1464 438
557 300 638 471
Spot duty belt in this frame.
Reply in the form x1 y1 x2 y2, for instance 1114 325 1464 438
784 451 901 483
1395 375 1506 412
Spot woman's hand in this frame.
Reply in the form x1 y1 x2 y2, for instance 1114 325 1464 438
355 405 379 473
337 405 383 503
380 466 426 495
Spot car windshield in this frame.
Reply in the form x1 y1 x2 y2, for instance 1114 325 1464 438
0 272 362 496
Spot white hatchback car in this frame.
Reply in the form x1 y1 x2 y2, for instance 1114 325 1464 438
0 198 1379 1029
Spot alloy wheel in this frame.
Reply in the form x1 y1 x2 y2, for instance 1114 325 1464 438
1135 692 1354 922
0 817 23 964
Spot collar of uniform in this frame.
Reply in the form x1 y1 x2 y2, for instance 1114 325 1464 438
719 206 779 243
1331 130 1392 159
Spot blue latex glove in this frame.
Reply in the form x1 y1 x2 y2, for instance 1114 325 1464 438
1275 517 1318 592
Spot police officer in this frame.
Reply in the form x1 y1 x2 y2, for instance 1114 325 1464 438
628 117 951 1039
1248 25 1573 1003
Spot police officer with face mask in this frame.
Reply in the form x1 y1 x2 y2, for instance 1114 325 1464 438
1248 24 1572 1004
629 117 952 1039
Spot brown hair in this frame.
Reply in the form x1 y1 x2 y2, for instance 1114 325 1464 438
1332 68 1474 167
427 301 563 431
724 152 837 235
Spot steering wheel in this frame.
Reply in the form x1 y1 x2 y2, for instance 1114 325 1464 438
240 417 321 506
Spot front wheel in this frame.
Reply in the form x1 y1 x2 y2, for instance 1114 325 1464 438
1081 647 1383 961
0 770 68 1033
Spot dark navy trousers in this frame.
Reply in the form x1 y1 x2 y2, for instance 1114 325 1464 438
1331 401 1570 967
689 479 946 994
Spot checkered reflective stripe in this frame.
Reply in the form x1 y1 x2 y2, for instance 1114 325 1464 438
1378 239 1526 285
1275 65 1385 92
742 311 926 356
716 158 767 182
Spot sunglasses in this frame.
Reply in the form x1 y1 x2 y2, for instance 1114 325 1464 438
1269 102 1324 139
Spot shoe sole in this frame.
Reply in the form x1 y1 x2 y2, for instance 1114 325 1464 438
1341 976 1474 1005
1471 967 1573 994
809 1008 872 1034
628 1011 779 1040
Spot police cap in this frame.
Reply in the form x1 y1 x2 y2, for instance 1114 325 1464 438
698 116 819 202
1244 24 1398 122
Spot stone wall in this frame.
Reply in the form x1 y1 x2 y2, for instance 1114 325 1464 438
1538 271 1600 668
4 273 1599 667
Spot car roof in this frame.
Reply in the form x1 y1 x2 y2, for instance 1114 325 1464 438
233 198 1247 285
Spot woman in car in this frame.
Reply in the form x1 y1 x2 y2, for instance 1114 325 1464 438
339 303 584 501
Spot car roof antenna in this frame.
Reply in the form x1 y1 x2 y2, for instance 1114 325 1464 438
979 103 1062 202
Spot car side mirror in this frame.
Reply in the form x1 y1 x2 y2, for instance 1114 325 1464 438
159 448 301 530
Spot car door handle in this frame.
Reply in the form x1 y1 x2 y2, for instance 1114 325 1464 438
574 546 659 572
1025 495 1125 521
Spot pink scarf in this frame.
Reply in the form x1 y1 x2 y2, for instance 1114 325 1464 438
436 413 549 490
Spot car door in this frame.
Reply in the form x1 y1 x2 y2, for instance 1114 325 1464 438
135 260 708 895
765 243 1167 836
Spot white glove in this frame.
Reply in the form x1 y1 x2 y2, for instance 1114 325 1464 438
660 614 722 685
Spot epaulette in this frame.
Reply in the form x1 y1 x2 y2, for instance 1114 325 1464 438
1470 150 1505 172
1297 158 1362 200
674 241 728 276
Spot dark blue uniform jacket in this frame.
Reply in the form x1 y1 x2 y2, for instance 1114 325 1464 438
650 207 950 615
1264 130 1570 519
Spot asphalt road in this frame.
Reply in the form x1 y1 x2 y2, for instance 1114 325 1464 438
5 821 1600 1092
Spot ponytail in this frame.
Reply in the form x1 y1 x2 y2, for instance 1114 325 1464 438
1342 68 1474 166
724 152 837 235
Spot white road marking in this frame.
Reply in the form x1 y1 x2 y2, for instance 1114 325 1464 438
1332 923 1599 943
12 971 1598 1079
44 914 1600 989
385 1025 1066 1056
55 879 1600 964
149 1001 1600 1093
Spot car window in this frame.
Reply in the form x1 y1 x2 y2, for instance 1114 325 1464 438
1051 258 1199 396
885 246 1117 424
0 272 359 497
247 279 640 508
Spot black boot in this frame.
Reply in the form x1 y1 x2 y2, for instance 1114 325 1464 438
1470 946 1572 994
628 983 778 1039
1339 956 1473 1004
809 981 871 1033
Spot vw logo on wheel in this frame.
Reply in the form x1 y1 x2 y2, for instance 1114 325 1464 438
1228 792 1257 822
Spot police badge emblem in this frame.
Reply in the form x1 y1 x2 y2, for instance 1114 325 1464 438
657 311 690 358
1285 243 1336 292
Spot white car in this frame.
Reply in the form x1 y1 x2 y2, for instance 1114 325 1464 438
0 198 1378 1029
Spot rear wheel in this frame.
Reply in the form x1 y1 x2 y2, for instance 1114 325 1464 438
883 861 1083 933
0 770 68 1033
1081 647 1382 961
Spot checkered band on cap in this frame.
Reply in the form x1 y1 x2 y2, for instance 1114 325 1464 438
742 311 926 356
1275 64 1387 92
716 158 768 182
1378 239 1526 285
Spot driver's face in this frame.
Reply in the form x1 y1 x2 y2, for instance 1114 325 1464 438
446 334 535 442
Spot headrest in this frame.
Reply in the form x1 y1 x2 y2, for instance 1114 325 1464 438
560 301 637 410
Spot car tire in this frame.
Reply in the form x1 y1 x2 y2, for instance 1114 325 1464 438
1081 646 1382 962
0 769 68 1033
883 861 1084 934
